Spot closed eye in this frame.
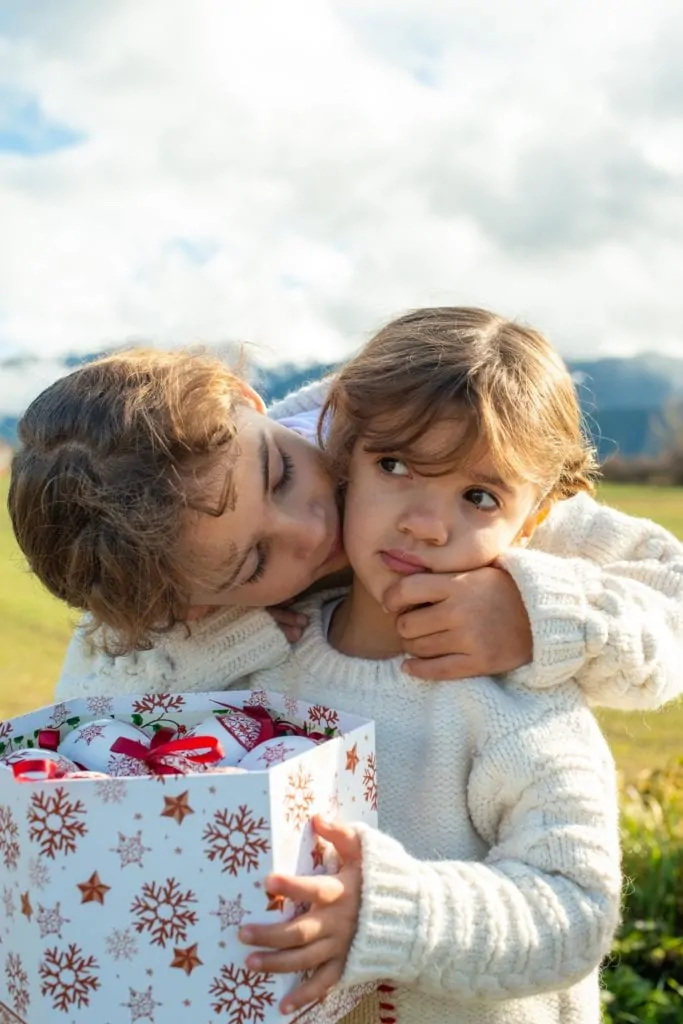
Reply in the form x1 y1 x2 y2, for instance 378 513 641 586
244 542 269 585
273 450 295 494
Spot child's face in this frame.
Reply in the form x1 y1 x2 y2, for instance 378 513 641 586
184 406 346 608
343 419 541 606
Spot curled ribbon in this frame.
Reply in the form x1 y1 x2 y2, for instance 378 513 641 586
11 758 65 782
273 720 327 743
110 731 224 775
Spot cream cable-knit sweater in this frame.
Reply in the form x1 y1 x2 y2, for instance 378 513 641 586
249 593 622 1024
55 380 683 708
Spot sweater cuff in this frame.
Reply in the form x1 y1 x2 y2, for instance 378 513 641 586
496 548 595 688
342 824 425 987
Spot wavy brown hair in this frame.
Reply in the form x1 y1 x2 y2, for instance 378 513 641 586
321 306 597 503
8 349 248 655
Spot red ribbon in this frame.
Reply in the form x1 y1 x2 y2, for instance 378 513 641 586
11 758 65 782
110 731 224 776
273 720 327 743
37 729 61 752
209 703 277 748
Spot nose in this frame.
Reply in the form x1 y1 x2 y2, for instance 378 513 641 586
397 505 449 546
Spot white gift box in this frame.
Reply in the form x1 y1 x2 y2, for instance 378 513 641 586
0 690 378 1024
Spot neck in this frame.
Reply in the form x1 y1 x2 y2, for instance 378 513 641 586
328 578 403 659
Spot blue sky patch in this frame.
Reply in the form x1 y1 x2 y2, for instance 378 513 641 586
0 91 84 156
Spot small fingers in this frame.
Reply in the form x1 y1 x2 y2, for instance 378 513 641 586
264 872 346 907
246 937 336 975
383 573 458 613
280 959 345 1015
312 816 362 861
239 915 319 951
268 607 308 627
402 654 476 682
401 630 467 659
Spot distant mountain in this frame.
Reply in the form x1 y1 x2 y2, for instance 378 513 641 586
1 350 682 460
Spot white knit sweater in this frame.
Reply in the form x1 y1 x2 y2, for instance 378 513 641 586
249 593 622 1024
55 380 683 708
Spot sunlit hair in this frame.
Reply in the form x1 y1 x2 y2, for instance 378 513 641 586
320 307 598 503
8 348 249 656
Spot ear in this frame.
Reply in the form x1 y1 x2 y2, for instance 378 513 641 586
237 382 266 413
516 502 552 548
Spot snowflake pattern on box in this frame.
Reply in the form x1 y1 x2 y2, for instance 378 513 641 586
307 705 339 730
111 830 151 868
130 877 198 948
84 695 115 716
2 888 15 922
0 690 376 1023
39 944 100 1012
209 964 276 1023
284 764 315 830
4 953 29 1018
0 806 20 871
244 689 269 709
47 703 71 727
362 753 378 810
36 902 70 940
27 786 87 859
131 693 186 715
0 721 11 743
94 777 128 804
27 855 50 890
203 805 269 876
282 694 299 717
105 928 139 962
121 984 161 1023
212 894 249 930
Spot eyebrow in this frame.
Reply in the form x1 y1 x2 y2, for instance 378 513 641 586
212 431 271 593
468 470 515 496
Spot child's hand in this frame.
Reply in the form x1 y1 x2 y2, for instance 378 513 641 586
239 816 362 1014
267 606 309 643
384 565 533 680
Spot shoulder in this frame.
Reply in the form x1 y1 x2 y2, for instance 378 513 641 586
454 675 609 762
534 491 682 563
267 378 332 421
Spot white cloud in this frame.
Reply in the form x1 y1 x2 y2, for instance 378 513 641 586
0 0 681 374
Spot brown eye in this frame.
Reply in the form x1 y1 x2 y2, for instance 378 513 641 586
378 457 410 476
465 488 499 510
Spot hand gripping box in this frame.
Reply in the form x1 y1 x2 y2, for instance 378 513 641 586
0 690 378 1024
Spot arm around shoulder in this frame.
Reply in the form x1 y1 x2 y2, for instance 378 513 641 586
55 606 291 700
498 492 683 709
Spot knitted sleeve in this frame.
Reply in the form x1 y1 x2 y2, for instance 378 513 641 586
342 697 621 1000
55 606 291 699
497 493 683 709
267 378 331 421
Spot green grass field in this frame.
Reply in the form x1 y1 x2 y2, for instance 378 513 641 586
1 476 681 778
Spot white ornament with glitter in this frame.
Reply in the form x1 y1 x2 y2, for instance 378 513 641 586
58 718 153 775
238 735 318 771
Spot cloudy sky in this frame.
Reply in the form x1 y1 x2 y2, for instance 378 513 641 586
1 0 682 379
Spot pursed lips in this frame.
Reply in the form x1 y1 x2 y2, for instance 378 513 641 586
380 549 433 575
